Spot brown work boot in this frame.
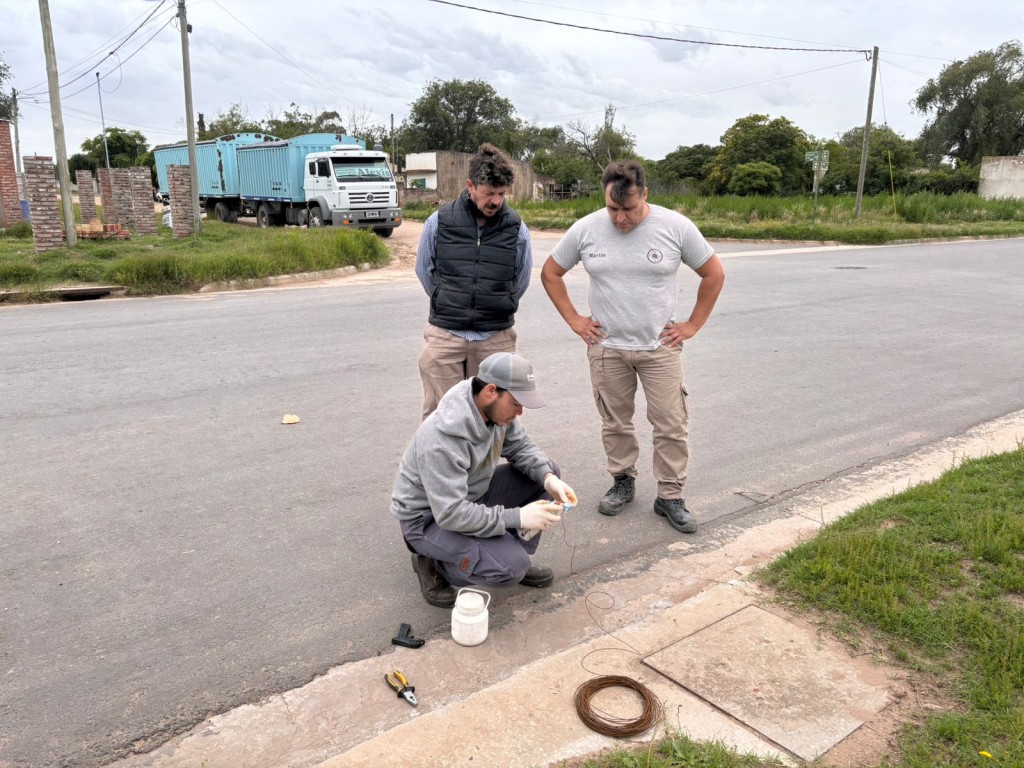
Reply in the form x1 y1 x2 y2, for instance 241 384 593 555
411 554 457 608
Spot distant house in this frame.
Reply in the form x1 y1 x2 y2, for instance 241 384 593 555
402 150 539 204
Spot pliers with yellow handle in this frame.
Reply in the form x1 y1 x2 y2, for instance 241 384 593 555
385 669 417 707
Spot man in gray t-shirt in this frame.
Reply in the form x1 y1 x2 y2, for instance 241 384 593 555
541 161 725 533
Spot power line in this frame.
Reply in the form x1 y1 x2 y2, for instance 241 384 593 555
428 0 871 54
22 100 185 137
537 58 866 123
206 0 386 123
508 0 871 52
20 2 174 97
57 17 176 102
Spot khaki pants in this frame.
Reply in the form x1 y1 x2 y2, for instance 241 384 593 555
418 324 518 419
587 344 689 498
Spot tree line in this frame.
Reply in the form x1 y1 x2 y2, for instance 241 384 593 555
5 40 1022 197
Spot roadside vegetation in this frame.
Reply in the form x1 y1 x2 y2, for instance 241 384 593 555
0 216 389 298
559 445 1024 768
404 191 1024 243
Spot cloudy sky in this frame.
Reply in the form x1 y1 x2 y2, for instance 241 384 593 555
2 0 1020 164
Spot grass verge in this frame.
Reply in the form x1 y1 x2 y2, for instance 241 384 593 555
403 192 1024 243
0 219 390 298
557 445 1024 767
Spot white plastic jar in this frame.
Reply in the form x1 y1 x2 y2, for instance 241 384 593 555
451 588 491 646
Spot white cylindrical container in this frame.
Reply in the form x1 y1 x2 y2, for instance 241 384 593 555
451 588 491 646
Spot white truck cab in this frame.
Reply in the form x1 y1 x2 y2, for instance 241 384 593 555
304 145 402 235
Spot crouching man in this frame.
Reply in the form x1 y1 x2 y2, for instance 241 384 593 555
391 352 577 608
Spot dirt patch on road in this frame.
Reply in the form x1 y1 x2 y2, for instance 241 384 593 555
384 220 422 270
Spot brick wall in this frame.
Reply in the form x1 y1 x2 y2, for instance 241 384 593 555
75 170 99 223
0 119 22 228
23 156 64 252
97 167 113 224
129 166 157 234
168 165 195 237
109 168 136 230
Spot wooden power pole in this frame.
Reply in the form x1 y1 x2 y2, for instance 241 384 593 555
177 0 201 233
37 0 77 246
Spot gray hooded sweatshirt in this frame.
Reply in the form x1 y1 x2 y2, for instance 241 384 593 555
390 379 554 537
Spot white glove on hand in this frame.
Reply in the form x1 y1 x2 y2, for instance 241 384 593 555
543 474 578 506
518 500 563 541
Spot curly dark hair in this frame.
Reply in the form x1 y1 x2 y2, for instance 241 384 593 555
601 161 646 205
468 143 515 188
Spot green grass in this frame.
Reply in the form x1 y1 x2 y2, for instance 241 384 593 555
0 218 390 297
403 191 1024 243
558 446 1024 767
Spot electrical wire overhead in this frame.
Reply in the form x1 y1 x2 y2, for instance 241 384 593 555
428 0 871 54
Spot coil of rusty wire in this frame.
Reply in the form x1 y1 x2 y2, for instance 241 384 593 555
573 675 662 737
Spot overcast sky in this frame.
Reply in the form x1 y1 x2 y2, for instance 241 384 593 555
2 0 1020 165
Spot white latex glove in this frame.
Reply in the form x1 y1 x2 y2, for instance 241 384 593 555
543 474 578 506
519 500 563 533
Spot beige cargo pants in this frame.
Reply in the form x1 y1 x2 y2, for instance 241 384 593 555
586 344 689 499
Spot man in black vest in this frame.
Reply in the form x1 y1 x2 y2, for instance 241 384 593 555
414 143 534 419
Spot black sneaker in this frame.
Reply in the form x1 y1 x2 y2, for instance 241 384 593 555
654 498 698 533
597 474 635 516
520 563 553 588
411 554 457 608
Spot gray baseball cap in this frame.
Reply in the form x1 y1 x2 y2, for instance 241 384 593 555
477 352 546 409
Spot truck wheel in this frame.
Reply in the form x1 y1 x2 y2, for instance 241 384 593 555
257 204 271 228
214 202 229 222
375 227 394 238
308 205 324 228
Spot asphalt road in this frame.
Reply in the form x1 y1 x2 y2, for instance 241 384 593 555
2 237 1023 767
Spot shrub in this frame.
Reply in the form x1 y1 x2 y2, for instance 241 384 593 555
0 262 40 286
727 162 784 196
1 221 33 239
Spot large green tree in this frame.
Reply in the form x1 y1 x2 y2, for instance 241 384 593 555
197 103 264 141
400 79 521 155
564 105 637 175
264 103 346 139
655 143 718 191
0 53 13 120
708 114 810 195
816 124 920 195
80 127 150 168
914 40 1024 166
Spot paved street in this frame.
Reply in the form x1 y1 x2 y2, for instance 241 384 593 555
1 237 1022 767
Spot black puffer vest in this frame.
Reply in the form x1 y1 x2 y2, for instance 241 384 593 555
429 190 522 332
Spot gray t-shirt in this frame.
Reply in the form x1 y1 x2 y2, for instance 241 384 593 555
551 204 714 351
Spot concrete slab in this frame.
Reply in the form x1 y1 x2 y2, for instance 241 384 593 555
644 605 891 761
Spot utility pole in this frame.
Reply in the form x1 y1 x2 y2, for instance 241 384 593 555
95 73 110 170
11 88 23 176
177 0 201 233
37 0 77 246
854 46 879 219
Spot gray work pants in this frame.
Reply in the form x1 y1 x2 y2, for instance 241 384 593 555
400 462 558 588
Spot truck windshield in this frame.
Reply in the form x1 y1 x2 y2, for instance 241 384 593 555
332 157 393 182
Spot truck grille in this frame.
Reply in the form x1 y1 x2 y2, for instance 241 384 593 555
349 191 386 206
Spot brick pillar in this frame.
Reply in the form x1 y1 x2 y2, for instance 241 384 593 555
168 165 195 237
129 166 157 234
75 170 99 223
109 167 135 230
23 156 64 252
0 119 22 227
97 167 113 224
